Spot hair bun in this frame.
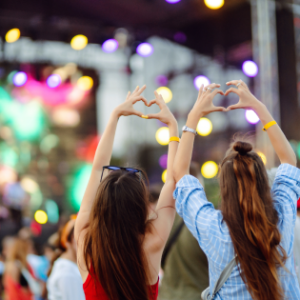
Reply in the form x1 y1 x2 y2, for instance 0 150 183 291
233 141 253 155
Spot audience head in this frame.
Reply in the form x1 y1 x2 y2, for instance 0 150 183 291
7 238 29 266
83 169 151 300
219 137 287 300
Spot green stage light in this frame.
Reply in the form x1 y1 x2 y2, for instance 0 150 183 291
0 143 18 167
69 164 92 211
297 142 300 160
45 199 59 223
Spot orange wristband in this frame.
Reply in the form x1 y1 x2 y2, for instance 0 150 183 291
169 136 180 143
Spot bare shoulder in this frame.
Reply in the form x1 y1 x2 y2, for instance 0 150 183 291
5 262 20 281
76 227 90 283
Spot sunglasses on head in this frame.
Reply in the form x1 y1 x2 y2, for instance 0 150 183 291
100 165 143 182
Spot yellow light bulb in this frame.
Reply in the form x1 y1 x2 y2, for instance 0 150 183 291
156 127 170 146
197 118 213 136
77 76 94 91
256 151 267 165
201 161 218 179
34 210 48 225
204 0 224 10
162 170 167 183
70 35 88 50
156 87 173 103
5 28 20 43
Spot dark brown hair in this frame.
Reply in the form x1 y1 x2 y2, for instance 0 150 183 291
83 170 151 300
219 139 287 300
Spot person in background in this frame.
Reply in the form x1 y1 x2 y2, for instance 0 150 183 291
159 162 209 300
47 215 85 300
3 238 35 300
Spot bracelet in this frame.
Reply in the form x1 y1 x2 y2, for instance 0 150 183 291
169 136 180 143
262 120 277 131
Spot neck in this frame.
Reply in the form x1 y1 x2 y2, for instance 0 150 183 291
60 247 76 263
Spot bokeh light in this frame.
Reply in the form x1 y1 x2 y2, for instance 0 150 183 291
40 134 59 154
7 71 18 84
245 110 260 124
5 28 20 43
156 75 168 86
174 32 187 43
34 210 48 225
297 142 300 160
257 151 267 165
70 35 88 50
46 74 61 88
0 167 17 185
197 118 213 136
201 161 218 179
242 60 258 77
102 39 119 53
13 72 27 86
45 199 59 224
52 109 80 127
194 75 210 90
77 76 94 91
165 0 181 3
159 154 168 169
156 87 173 103
156 127 170 145
162 170 167 183
137 43 154 57
204 0 224 10
20 177 39 194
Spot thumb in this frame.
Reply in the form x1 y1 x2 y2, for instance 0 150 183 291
213 106 226 112
226 103 242 111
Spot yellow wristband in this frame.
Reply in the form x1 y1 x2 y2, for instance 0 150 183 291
262 120 277 131
169 137 180 143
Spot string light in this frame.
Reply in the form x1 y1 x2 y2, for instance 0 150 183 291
204 0 224 10
77 76 94 91
201 161 218 179
5 28 20 43
156 127 170 145
156 87 173 103
34 210 48 225
70 35 88 50
162 170 167 183
197 118 213 136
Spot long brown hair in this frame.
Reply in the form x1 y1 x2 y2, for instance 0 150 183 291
83 169 151 300
219 139 287 300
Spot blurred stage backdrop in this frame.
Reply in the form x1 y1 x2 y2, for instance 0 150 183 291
0 0 300 247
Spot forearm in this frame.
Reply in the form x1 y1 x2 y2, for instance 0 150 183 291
253 102 296 166
166 120 179 181
173 113 199 182
92 110 119 171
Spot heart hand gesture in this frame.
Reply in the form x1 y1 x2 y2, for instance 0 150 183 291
115 85 148 117
146 91 176 125
190 83 225 119
225 80 262 111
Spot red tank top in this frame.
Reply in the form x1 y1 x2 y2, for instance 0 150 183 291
83 270 159 300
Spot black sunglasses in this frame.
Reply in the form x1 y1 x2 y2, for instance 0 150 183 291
100 165 143 182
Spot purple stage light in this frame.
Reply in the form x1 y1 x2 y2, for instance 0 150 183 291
159 154 168 169
245 110 260 124
102 39 119 53
242 60 258 77
174 32 187 43
136 43 154 57
156 75 168 86
194 75 210 90
165 0 181 3
47 74 61 88
13 72 27 87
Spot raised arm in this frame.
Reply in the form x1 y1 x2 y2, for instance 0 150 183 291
74 85 148 240
225 80 297 166
173 83 225 182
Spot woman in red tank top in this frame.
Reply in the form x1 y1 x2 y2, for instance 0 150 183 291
74 86 179 300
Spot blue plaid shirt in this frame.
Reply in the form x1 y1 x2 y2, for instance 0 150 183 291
174 164 300 299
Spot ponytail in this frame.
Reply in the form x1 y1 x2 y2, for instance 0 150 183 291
220 140 287 300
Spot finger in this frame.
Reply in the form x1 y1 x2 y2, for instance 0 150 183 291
137 85 146 95
132 109 143 117
147 113 160 119
211 89 224 97
224 87 241 96
204 83 221 93
226 103 242 111
213 106 227 112
148 99 159 107
132 96 148 106
197 84 204 98
132 85 140 94
226 80 243 87
154 90 163 101
126 91 131 100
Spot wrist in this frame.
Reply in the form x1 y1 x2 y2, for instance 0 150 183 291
111 109 121 119
186 112 202 130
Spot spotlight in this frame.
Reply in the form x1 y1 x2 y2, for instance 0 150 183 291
194 76 210 90
102 39 119 53
34 210 48 225
156 127 170 145
136 43 154 57
5 28 21 43
77 76 94 91
201 161 218 179
245 110 259 124
13 72 27 87
165 0 181 3
70 35 88 50
242 60 258 77
156 87 173 103
204 0 224 10
47 74 61 88
197 118 213 136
